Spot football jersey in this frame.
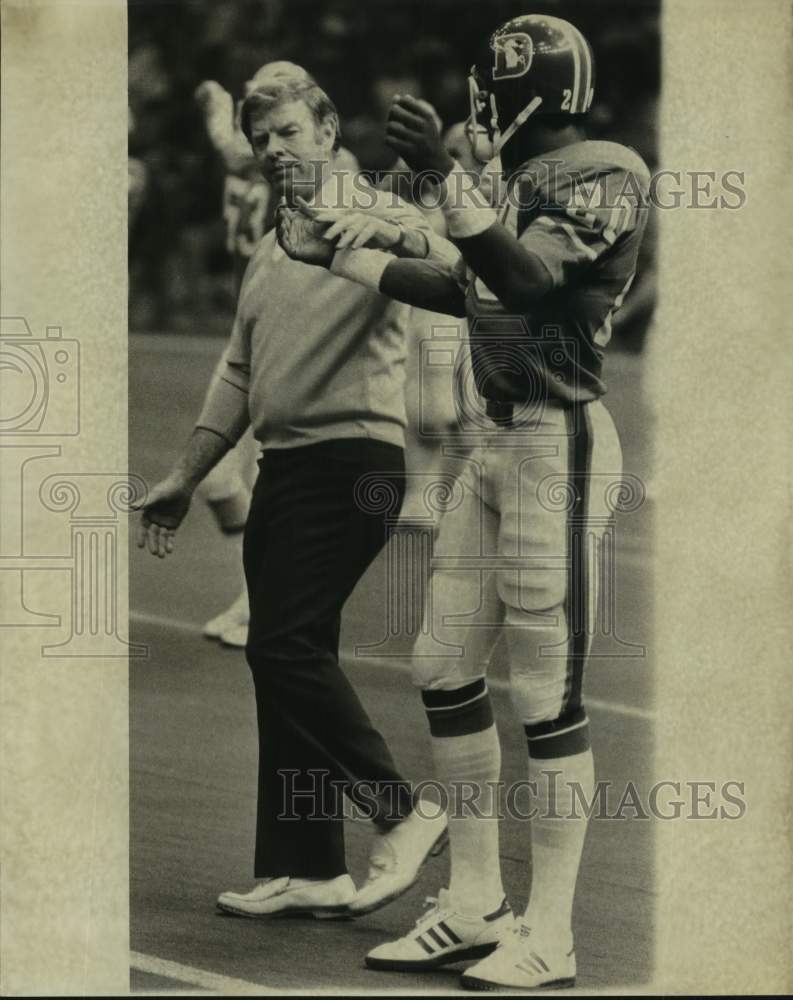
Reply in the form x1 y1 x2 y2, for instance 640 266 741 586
223 168 272 294
465 140 650 404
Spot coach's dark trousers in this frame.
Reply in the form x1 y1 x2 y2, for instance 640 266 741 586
243 437 412 879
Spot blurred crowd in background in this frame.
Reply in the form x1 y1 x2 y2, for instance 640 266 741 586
128 0 659 346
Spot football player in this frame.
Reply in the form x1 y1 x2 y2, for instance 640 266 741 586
278 14 650 990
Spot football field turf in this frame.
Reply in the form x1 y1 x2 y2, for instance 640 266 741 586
129 332 655 993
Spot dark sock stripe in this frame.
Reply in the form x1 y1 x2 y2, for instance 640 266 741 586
421 678 486 709
421 679 494 738
526 717 590 760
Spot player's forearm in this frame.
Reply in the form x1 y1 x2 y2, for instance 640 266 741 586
454 225 553 313
381 258 466 316
440 162 552 312
328 248 466 315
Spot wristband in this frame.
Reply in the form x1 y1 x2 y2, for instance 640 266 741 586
441 160 498 239
329 248 391 290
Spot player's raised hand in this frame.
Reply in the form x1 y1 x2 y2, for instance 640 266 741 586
194 80 236 150
135 474 194 559
276 203 336 266
386 95 454 177
296 200 403 251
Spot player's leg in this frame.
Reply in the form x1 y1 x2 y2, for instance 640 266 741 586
364 450 514 964
199 437 251 643
462 401 623 990
401 311 465 517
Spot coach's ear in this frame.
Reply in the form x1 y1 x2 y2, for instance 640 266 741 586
318 114 337 153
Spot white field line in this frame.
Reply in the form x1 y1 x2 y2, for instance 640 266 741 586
130 950 275 995
129 610 655 722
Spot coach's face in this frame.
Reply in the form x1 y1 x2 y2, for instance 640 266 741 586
249 99 335 202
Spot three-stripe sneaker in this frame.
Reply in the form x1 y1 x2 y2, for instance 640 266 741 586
364 890 514 972
460 922 576 991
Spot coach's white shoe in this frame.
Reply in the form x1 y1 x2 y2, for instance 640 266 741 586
460 922 576 991
220 622 248 648
348 808 448 915
216 874 355 919
203 591 249 640
365 889 513 972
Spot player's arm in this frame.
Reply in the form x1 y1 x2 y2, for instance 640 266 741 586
385 95 553 312
276 204 466 316
195 81 254 173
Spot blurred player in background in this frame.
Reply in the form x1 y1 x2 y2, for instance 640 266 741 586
193 61 358 646
282 13 650 989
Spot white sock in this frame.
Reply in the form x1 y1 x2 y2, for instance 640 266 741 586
430 724 505 915
524 748 594 942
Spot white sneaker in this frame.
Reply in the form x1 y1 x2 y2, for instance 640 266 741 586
216 874 355 919
460 922 576 991
365 889 513 972
203 591 249 640
348 807 448 916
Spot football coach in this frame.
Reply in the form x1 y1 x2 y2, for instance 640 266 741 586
137 75 453 918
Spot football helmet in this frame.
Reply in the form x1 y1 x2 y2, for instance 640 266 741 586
468 14 595 161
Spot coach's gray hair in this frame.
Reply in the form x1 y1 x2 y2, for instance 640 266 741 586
241 78 341 151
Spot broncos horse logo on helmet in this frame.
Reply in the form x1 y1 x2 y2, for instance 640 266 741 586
468 14 595 162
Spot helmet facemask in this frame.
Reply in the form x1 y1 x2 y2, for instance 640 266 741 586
467 66 543 162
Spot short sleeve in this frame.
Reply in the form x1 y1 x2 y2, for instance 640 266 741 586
519 169 646 287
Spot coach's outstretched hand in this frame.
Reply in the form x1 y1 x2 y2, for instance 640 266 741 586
276 203 336 267
136 475 194 559
386 95 454 177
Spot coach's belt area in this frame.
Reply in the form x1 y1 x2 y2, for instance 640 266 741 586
485 400 515 427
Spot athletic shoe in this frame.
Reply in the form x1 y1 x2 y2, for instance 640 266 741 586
460 922 576 991
203 591 249 640
220 622 248 648
365 889 514 972
216 874 355 919
348 807 448 916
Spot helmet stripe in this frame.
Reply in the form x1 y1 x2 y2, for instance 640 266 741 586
565 22 582 111
578 29 593 111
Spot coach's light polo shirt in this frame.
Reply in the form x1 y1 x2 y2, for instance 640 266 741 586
197 171 440 452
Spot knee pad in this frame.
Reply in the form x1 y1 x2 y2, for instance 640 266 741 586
496 567 566 617
508 649 568 727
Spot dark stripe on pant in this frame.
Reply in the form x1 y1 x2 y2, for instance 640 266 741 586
421 678 494 738
563 405 593 716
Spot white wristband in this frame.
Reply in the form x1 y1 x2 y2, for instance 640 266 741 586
441 160 498 239
329 248 391 290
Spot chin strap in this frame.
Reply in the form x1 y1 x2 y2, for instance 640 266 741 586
493 95 543 154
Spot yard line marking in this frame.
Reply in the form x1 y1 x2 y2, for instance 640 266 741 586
130 951 276 994
129 611 655 722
